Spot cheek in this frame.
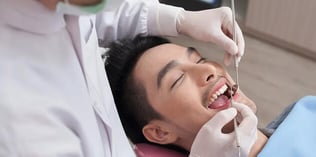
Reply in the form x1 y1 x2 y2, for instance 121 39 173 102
236 91 257 112
161 95 216 135
170 88 201 112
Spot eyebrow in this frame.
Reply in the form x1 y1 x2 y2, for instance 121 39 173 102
156 47 197 89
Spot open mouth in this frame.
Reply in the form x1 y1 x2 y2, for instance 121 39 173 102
207 84 238 109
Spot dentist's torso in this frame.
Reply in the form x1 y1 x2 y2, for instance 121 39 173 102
0 1 135 156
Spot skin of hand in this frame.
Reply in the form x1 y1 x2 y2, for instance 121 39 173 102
176 7 245 66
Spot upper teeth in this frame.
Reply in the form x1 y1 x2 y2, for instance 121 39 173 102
208 84 228 106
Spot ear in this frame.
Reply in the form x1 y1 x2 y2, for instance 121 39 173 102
142 121 178 145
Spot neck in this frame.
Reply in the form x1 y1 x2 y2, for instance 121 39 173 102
248 130 268 157
175 135 194 151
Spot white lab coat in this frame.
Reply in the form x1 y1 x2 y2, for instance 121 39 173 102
0 0 182 156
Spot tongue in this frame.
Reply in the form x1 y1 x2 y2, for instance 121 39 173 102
209 95 229 109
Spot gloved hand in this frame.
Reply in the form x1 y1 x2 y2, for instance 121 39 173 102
189 102 258 157
176 7 244 66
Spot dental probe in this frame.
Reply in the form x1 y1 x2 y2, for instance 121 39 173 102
230 0 241 156
231 0 240 86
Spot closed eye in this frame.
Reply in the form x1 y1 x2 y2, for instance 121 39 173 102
170 58 205 90
196 57 206 64
170 73 184 90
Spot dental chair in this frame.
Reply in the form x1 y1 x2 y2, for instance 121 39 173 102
135 143 187 157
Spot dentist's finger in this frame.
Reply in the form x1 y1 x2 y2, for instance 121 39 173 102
203 108 237 133
232 102 258 135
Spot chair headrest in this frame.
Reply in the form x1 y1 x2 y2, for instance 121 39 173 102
135 143 187 157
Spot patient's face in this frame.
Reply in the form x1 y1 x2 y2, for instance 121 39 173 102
133 43 256 145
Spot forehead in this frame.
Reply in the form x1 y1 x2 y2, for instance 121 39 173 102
133 43 188 82
140 43 188 63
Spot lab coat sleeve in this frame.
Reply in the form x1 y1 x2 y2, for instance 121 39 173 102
95 0 184 45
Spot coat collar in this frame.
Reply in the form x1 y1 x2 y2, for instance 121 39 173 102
0 0 66 34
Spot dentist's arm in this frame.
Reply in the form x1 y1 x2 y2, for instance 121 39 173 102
96 0 183 45
96 1 244 65
189 102 258 157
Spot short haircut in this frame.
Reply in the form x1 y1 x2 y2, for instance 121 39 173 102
104 35 170 144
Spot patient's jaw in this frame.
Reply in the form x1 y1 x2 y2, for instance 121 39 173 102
132 43 257 150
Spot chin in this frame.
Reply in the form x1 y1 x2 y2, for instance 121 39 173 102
236 91 257 113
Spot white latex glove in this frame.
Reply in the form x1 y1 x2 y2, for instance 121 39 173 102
176 7 245 66
189 102 258 157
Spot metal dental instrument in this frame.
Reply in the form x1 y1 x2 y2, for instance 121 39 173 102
230 0 241 156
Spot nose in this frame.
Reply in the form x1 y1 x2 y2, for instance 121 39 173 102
189 63 217 86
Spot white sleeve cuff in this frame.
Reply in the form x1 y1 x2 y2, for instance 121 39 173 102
147 3 184 36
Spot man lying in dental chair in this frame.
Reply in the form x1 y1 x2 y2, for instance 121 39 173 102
104 35 316 157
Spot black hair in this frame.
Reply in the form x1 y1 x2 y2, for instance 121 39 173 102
104 35 170 144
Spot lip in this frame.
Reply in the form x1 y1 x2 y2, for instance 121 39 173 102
207 78 227 100
205 77 237 110
233 90 239 100
214 87 240 110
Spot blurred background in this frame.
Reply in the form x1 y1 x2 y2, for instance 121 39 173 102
160 0 316 128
